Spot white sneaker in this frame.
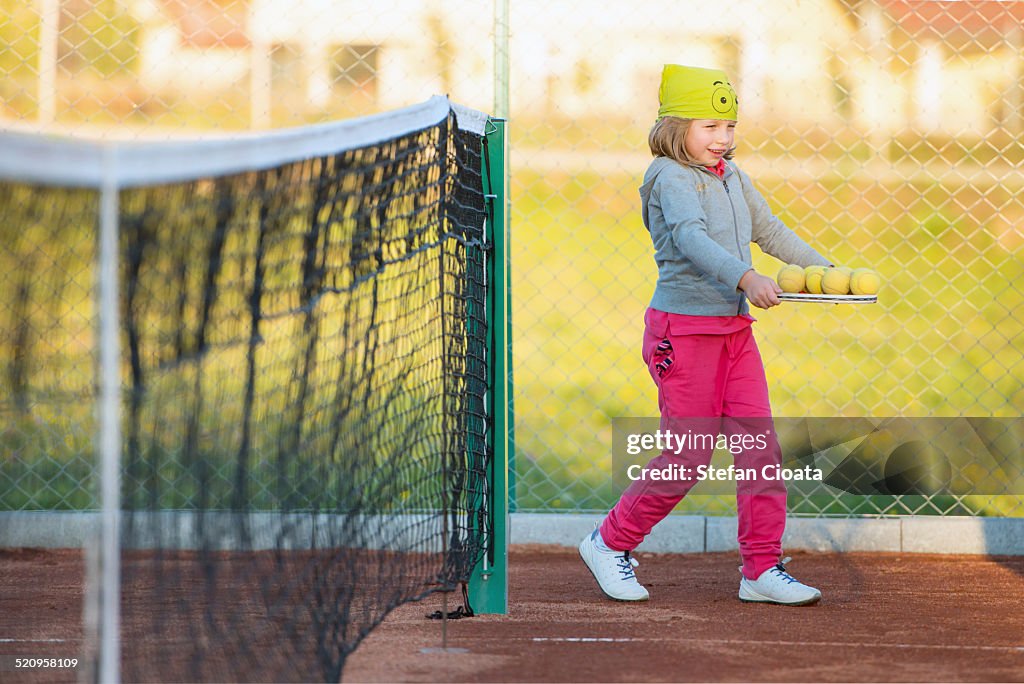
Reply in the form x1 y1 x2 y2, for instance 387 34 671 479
738 557 821 606
579 529 650 601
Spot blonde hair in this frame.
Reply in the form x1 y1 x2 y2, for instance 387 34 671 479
648 116 735 166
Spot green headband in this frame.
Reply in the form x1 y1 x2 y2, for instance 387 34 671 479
657 64 738 121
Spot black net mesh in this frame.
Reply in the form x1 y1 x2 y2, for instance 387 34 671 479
119 112 491 682
0 109 493 682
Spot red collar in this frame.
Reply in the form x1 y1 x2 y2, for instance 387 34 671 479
706 158 726 178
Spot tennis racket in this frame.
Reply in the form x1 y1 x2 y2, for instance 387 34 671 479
778 293 877 304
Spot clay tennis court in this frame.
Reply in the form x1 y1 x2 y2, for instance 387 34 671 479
3 545 1022 682
347 547 1024 682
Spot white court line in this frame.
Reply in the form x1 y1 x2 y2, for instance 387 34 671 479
529 637 1024 653
0 638 67 643
532 638 635 643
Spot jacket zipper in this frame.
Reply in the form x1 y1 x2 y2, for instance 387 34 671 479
719 174 746 315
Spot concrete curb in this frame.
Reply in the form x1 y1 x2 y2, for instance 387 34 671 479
0 512 100 548
510 513 1024 555
1 512 1022 555
0 511 443 551
511 513 705 553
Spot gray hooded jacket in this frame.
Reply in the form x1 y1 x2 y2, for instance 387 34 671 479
640 157 829 317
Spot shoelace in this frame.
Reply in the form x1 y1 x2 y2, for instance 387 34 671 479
617 552 640 581
770 556 798 584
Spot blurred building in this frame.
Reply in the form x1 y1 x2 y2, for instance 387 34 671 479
843 0 1024 134
119 0 1024 133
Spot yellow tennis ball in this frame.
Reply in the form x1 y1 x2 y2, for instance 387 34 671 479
850 268 880 295
821 267 851 295
777 265 805 293
804 265 826 294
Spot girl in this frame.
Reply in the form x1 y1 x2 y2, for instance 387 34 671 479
579 64 829 605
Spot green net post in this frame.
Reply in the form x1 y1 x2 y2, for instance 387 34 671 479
469 117 510 614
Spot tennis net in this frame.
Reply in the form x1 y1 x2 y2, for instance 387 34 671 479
0 96 501 682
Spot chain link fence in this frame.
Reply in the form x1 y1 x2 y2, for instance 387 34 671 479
1 0 1022 517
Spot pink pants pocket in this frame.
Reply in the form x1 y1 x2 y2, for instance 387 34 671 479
653 338 673 378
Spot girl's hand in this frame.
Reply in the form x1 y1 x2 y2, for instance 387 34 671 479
738 270 782 309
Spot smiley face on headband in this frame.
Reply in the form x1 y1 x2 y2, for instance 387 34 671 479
657 64 739 121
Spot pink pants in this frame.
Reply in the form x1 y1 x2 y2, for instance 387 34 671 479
600 310 787 580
